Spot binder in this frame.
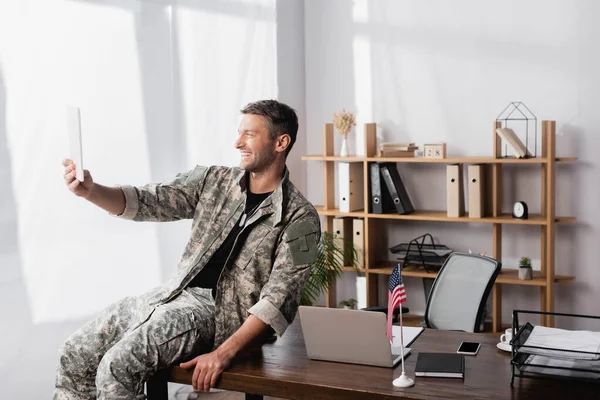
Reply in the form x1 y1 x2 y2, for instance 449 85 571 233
353 218 365 268
333 217 353 266
467 164 485 218
446 164 465 217
339 162 364 212
369 163 395 214
380 163 414 215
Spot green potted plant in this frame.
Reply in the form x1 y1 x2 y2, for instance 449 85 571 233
338 298 358 310
518 256 532 280
300 231 361 306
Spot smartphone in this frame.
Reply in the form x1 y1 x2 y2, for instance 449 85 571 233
457 341 481 356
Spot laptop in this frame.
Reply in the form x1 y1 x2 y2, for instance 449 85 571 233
298 306 411 368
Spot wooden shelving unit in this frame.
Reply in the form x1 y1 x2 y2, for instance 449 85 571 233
302 122 576 331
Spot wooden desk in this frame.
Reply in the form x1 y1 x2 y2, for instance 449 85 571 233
147 320 597 400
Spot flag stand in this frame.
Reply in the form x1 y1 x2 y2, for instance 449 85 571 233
392 306 415 388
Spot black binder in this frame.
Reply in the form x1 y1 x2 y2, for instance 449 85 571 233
369 163 395 214
380 163 414 215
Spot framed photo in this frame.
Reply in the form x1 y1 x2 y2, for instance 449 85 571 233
424 143 446 159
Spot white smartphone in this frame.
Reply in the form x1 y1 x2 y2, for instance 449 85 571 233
457 341 481 356
67 105 84 182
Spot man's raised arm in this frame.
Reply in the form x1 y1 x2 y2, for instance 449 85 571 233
63 158 126 215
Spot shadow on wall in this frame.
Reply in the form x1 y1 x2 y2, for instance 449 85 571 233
73 0 277 282
73 0 192 281
0 67 34 372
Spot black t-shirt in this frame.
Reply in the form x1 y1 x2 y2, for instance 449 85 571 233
187 189 272 296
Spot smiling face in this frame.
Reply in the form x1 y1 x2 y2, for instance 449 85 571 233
235 114 278 173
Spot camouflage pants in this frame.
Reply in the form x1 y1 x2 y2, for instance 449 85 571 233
53 287 216 400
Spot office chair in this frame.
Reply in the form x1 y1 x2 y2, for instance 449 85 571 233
423 252 501 333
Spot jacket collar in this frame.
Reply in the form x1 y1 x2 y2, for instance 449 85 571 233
236 167 288 227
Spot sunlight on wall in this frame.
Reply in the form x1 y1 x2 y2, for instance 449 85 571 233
0 0 161 324
175 0 277 169
0 0 281 324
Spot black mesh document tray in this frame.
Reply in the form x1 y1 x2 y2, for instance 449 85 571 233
389 233 453 273
510 310 600 385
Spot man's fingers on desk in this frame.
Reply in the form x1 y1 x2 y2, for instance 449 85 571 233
203 372 213 392
179 359 197 369
209 373 219 392
192 361 202 391
194 365 206 392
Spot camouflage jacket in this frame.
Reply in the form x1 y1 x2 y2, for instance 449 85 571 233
116 166 321 347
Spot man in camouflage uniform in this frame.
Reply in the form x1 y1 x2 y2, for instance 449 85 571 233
55 100 320 399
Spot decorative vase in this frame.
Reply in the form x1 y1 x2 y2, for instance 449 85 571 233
340 137 349 156
518 266 532 280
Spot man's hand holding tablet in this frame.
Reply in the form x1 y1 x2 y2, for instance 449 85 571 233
62 158 94 198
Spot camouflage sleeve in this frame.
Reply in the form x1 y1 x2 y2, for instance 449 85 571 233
248 211 321 336
115 165 208 222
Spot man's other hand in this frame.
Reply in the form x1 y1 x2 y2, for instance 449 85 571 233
62 158 94 199
179 350 232 392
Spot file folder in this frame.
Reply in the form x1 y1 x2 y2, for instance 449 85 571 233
467 164 485 218
353 218 365 268
380 163 414 215
333 217 354 266
339 162 364 212
369 163 395 214
446 164 465 217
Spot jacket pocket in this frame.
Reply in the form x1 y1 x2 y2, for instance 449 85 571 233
235 223 274 271
284 223 319 266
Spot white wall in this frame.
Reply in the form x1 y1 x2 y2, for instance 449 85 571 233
0 0 282 397
304 0 600 329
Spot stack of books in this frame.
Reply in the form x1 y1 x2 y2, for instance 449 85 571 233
495 128 531 158
378 142 418 157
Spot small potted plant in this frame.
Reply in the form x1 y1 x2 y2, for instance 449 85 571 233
518 256 533 280
339 298 358 310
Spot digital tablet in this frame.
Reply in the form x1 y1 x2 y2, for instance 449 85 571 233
67 105 84 182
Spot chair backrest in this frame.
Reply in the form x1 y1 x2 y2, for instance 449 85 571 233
424 252 501 333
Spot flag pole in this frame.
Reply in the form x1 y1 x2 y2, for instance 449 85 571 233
392 303 414 387
399 306 406 373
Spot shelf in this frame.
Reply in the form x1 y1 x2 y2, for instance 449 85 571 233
306 120 575 329
314 207 576 225
368 264 575 286
316 207 365 218
301 155 364 162
301 155 577 163
341 266 365 273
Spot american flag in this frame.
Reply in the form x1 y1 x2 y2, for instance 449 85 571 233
386 264 407 341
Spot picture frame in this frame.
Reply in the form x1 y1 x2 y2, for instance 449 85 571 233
424 143 446 159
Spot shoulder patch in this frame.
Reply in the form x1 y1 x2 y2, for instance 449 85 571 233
284 221 319 266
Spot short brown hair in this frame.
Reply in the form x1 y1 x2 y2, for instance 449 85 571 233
241 100 298 156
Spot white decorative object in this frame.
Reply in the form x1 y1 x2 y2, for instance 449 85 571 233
333 109 356 157
424 143 447 159
340 137 349 157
